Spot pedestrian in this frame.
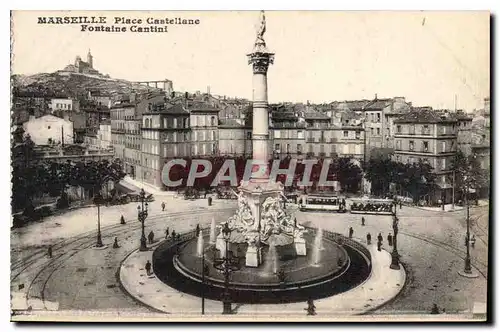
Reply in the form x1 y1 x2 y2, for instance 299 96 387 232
366 233 372 245
471 235 476 248
148 230 155 244
399 201 402 209
196 224 200 237
177 233 181 241
377 241 382 252
305 299 316 316
430 303 440 314
377 232 383 244
172 230 176 240
47 245 53 258
361 217 365 226
161 202 166 211
387 233 393 246
349 227 354 239
208 196 212 206
165 227 169 239
145 260 152 276
120 215 126 225
113 237 120 248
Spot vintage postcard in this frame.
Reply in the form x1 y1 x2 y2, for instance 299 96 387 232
10 10 490 322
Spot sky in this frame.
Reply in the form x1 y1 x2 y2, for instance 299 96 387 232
11 10 490 110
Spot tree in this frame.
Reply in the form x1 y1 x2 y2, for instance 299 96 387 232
451 151 486 202
334 157 363 193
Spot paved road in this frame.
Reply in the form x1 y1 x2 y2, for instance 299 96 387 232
11 198 489 316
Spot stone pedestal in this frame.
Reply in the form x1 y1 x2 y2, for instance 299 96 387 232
245 243 262 267
294 236 307 256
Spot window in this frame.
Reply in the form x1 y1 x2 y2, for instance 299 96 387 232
377 113 381 122
422 125 430 135
409 125 415 135
173 118 178 128
343 131 348 138
211 116 216 126
320 144 325 153
286 144 291 153
441 142 446 153
409 140 414 151
297 144 302 153
297 130 304 139
441 158 446 170
212 131 216 141
397 125 401 133
371 128 374 135
423 141 429 152
396 140 401 150
320 131 325 142
376 128 380 135
275 143 280 152
274 130 281 139
355 131 360 139
246 132 252 139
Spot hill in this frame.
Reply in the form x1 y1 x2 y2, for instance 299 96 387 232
12 72 162 99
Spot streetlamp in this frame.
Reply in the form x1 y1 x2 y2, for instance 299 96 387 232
213 222 240 314
389 200 400 270
463 176 472 274
138 188 149 251
94 192 104 247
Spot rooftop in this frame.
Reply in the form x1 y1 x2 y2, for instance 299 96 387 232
394 110 458 124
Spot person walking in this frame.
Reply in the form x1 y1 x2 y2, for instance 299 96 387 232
145 260 152 276
113 237 120 248
165 227 169 239
377 232 383 244
399 201 403 209
47 245 53 258
387 233 393 246
171 230 176 241
366 233 372 245
305 299 316 316
349 227 354 239
148 230 155 244
161 202 166 212
377 241 382 252
120 215 126 225
361 217 365 226
196 224 201 237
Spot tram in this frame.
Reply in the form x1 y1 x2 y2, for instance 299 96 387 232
349 198 394 215
299 194 347 213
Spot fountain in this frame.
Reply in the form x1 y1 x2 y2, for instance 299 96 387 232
150 11 372 305
196 232 204 257
263 243 279 275
209 217 216 244
312 227 323 266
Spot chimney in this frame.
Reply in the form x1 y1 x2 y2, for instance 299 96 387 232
375 93 378 100
207 86 211 95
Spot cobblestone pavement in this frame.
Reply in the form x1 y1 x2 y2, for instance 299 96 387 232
11 195 489 317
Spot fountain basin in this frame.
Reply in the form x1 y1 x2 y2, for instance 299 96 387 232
153 229 372 304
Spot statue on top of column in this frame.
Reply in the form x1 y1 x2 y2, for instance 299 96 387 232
256 10 266 44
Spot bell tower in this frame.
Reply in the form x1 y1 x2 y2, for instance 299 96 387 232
87 49 93 68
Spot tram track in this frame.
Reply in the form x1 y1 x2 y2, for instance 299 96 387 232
13 207 235 311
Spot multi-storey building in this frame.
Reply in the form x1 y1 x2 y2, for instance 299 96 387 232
189 102 219 157
393 110 458 203
139 96 191 188
110 102 134 162
218 119 252 157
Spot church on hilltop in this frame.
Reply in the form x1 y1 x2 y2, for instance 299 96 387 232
61 49 103 76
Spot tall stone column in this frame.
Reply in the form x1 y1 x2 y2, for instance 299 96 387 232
247 12 274 182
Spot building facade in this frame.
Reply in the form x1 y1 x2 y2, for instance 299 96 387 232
23 114 74 145
189 103 219 157
393 110 458 204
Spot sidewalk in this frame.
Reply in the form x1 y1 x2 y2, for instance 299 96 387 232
121 176 176 197
414 200 488 213
119 239 405 316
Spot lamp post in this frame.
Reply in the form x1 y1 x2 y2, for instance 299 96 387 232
138 188 149 251
94 192 104 247
389 200 400 270
213 222 240 314
463 176 472 274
